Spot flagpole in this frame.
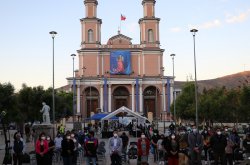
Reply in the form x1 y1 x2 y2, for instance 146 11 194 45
120 14 122 33
120 14 126 33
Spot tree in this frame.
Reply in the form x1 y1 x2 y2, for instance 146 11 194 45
174 82 196 121
0 83 18 122
239 85 250 122
17 84 45 123
176 84 245 126
17 85 73 123
1 82 73 124
224 88 240 123
55 91 72 121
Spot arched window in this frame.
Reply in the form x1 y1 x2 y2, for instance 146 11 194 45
88 29 93 43
148 29 154 42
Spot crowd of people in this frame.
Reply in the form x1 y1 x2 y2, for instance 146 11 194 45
136 124 250 165
11 122 250 165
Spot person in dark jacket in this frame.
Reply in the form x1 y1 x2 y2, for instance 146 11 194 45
46 135 55 165
188 125 203 165
13 132 24 165
243 133 250 157
120 132 129 161
70 132 78 165
151 130 160 162
210 128 227 165
84 131 98 165
244 124 250 134
61 132 75 165
201 128 212 164
24 123 31 142
229 128 240 149
169 122 175 134
167 134 179 165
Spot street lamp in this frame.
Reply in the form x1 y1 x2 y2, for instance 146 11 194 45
71 54 76 126
49 31 57 138
190 29 199 127
170 54 176 123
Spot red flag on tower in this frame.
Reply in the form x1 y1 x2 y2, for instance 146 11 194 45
121 14 126 21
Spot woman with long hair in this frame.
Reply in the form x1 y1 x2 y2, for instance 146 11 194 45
46 135 55 165
167 134 179 165
13 131 24 165
35 132 49 165
137 133 150 164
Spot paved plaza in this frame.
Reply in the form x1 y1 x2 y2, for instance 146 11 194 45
1 130 250 165
0 130 158 165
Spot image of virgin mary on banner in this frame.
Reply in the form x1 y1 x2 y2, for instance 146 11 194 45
110 50 131 75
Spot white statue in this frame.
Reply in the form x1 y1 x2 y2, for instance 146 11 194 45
40 102 51 124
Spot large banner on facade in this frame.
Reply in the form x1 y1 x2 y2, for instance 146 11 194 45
110 50 131 75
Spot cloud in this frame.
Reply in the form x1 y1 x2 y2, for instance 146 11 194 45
188 19 222 30
200 19 221 29
169 27 182 32
226 9 250 24
183 9 250 31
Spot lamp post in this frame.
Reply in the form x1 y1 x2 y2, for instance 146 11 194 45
71 54 76 126
190 29 199 127
49 31 57 138
170 54 176 123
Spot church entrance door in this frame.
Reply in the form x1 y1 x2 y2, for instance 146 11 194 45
86 99 98 117
115 99 127 110
113 86 129 111
144 99 155 118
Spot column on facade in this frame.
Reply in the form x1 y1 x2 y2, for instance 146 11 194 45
131 83 135 112
139 83 143 113
170 80 174 104
100 84 103 112
108 84 112 112
77 86 80 114
162 83 166 112
167 78 171 113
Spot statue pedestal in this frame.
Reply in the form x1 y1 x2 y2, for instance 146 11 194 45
32 124 54 144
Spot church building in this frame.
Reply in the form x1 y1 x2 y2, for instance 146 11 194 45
67 0 174 121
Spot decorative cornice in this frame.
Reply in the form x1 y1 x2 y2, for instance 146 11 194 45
142 0 156 5
84 0 98 5
80 18 102 24
108 34 132 41
138 17 160 24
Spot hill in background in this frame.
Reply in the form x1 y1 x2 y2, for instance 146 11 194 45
58 71 250 93
175 71 250 92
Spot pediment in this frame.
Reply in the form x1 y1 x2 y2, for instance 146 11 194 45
107 33 132 45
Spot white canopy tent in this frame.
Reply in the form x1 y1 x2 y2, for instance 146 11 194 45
100 106 150 138
100 106 149 124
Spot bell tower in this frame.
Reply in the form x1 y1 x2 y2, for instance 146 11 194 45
139 0 160 47
81 0 102 48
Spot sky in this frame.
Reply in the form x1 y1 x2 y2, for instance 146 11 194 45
0 0 249 91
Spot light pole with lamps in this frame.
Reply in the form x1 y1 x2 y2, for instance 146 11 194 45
49 31 57 138
71 54 76 126
170 54 176 123
190 29 199 127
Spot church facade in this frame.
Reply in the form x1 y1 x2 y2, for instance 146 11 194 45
67 0 174 121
